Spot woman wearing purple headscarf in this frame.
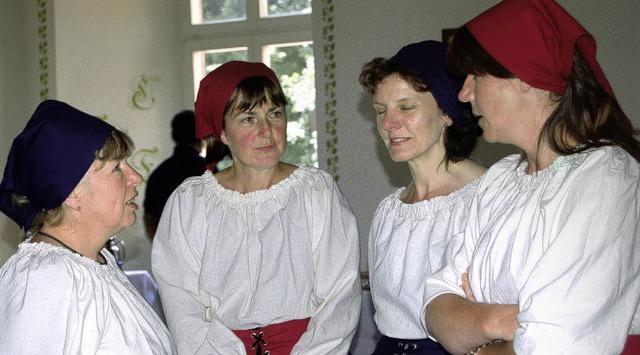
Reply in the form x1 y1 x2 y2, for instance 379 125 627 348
0 100 175 353
358 40 486 354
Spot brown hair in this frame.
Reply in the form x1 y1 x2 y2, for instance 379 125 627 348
223 76 288 127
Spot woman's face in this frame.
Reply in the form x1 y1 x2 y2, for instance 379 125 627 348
221 98 287 171
76 159 142 236
458 74 522 145
373 74 450 164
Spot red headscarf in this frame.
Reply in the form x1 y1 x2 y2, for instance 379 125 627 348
467 0 615 99
194 61 280 139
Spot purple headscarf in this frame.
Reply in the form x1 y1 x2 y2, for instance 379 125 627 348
0 100 114 230
390 40 470 123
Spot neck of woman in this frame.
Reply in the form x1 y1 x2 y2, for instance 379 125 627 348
34 226 106 263
219 161 297 194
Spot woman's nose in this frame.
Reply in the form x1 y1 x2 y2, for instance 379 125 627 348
258 119 273 137
381 111 400 131
458 75 475 103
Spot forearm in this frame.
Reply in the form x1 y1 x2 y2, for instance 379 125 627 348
426 294 518 354
471 341 515 355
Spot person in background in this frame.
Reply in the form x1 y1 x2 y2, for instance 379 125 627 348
152 61 361 354
0 99 176 354
423 0 640 354
143 109 205 240
204 135 231 172
359 40 485 355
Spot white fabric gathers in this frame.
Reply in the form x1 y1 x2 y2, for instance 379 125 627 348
426 146 640 354
369 179 479 339
152 164 361 354
0 241 176 354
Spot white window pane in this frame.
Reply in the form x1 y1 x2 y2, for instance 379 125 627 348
263 0 312 18
192 0 247 25
192 48 248 95
264 42 316 166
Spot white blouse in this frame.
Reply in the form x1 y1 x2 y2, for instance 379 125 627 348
0 241 176 354
426 146 640 354
151 165 361 355
369 179 479 339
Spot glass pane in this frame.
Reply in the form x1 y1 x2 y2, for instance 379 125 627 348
265 0 312 17
198 0 246 24
265 42 317 166
204 48 248 74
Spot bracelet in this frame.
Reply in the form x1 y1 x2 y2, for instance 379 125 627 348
466 340 503 355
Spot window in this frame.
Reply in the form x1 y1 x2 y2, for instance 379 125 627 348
186 0 316 167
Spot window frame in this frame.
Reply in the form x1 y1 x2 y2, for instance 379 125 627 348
181 1 313 106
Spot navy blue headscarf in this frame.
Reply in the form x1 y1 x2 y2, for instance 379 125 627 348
0 100 114 230
390 40 470 123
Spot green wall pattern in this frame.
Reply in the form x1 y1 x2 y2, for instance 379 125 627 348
37 0 49 100
321 0 339 181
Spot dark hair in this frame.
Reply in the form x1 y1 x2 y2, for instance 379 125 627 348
359 56 481 166
20 129 135 234
448 26 640 162
171 110 198 145
224 76 288 125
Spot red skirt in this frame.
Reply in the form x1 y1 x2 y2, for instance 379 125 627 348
232 318 311 355
622 335 640 355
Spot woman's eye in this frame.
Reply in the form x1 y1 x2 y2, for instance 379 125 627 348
400 106 415 111
375 110 386 116
240 116 254 124
112 163 122 173
269 109 284 119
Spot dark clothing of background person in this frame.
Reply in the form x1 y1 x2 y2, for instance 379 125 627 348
143 145 205 240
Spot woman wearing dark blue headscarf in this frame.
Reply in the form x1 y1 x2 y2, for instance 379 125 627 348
358 40 486 354
0 100 175 353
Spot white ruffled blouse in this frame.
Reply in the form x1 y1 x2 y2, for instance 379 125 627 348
369 179 479 339
151 164 361 355
0 241 176 354
426 146 640 354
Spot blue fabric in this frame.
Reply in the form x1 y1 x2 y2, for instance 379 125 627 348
390 40 470 123
0 100 114 230
372 335 450 355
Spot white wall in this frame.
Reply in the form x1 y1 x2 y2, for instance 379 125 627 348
0 0 638 274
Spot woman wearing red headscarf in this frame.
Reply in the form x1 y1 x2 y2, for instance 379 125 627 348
151 61 361 354
423 0 640 354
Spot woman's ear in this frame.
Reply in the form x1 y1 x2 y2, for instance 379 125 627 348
64 189 82 211
517 78 532 93
442 113 454 127
220 130 229 145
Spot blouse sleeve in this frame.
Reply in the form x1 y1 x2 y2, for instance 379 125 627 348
0 261 103 353
514 152 640 353
290 174 362 354
151 180 245 355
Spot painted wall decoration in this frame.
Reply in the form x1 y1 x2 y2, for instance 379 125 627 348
320 0 339 181
131 147 160 183
37 0 49 100
130 75 161 110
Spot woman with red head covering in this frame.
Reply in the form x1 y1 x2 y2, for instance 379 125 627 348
423 0 640 354
151 61 361 354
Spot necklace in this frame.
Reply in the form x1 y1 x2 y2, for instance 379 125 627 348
37 231 107 265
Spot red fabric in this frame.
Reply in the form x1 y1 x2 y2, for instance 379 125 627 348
466 0 615 99
622 335 640 355
232 318 311 354
194 61 280 139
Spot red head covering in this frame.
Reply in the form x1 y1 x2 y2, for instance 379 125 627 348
194 61 280 139
467 0 615 99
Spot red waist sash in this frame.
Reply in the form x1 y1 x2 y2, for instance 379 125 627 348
232 318 311 355
622 334 640 355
